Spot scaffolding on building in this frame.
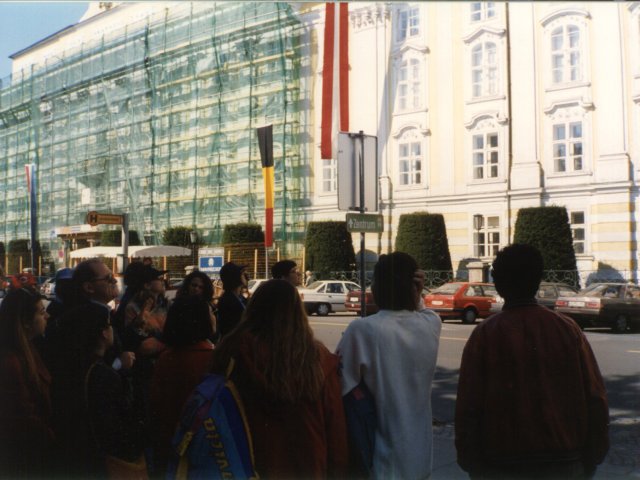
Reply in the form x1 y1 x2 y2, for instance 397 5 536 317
0 2 312 266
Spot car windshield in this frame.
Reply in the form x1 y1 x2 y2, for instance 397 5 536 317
433 283 462 295
306 281 324 290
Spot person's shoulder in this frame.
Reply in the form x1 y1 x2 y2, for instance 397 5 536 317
315 341 340 373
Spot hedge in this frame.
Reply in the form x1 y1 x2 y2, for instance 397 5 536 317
513 206 577 275
304 221 355 277
395 212 453 271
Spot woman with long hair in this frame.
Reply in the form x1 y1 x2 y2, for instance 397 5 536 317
212 279 348 478
0 288 54 477
149 295 215 474
176 270 218 342
175 270 214 303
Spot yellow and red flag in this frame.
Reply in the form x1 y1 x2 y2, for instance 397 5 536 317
257 125 274 247
321 2 349 159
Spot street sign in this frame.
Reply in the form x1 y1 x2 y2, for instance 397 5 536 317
337 132 378 212
198 247 224 274
346 213 383 233
86 211 123 226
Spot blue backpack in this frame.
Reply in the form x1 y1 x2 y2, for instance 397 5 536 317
167 360 258 479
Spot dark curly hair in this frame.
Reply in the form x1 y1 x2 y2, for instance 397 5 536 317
162 295 213 347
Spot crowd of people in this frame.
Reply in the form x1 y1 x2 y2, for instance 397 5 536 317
0 247 609 479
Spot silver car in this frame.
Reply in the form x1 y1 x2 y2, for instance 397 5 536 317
556 282 640 333
298 280 361 316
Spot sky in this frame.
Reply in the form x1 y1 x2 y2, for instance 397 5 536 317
0 1 89 80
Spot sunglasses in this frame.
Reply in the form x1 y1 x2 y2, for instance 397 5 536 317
92 275 117 284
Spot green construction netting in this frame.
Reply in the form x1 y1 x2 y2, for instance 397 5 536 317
0 2 310 261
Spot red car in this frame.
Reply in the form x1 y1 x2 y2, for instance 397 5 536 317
345 290 378 315
424 282 498 324
345 288 432 316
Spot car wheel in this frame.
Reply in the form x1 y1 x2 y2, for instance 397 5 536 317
612 315 629 334
316 303 330 316
462 308 477 324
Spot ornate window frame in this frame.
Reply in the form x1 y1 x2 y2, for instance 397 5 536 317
543 100 593 178
464 112 508 184
541 8 591 91
463 26 506 103
391 124 429 190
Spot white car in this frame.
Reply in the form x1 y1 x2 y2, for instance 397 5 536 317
248 278 269 295
298 280 361 316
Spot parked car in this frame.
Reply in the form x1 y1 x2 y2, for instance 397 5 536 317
424 282 497 324
490 282 579 313
555 282 640 333
247 278 269 296
345 289 377 316
298 280 360 316
345 287 432 316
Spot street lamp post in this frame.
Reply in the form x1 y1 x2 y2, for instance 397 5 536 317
473 214 483 257
190 230 198 267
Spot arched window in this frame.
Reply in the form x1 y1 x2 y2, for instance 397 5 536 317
397 58 422 111
551 24 581 83
397 129 423 186
471 42 497 97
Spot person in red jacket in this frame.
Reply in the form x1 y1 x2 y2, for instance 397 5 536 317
0 288 55 477
149 295 215 475
455 244 609 479
212 279 349 479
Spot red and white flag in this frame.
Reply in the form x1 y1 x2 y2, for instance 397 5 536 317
321 2 349 160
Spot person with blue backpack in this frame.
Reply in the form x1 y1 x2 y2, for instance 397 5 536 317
169 279 348 479
336 252 442 479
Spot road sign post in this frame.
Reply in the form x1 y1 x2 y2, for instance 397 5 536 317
337 131 379 317
85 211 128 272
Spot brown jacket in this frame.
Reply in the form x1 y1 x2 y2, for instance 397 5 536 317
455 302 609 473
217 334 349 479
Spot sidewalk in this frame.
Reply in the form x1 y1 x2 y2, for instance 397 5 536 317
431 419 640 479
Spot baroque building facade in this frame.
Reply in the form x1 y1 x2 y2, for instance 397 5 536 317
1 2 638 282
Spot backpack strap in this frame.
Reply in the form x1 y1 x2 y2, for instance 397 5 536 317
175 358 237 456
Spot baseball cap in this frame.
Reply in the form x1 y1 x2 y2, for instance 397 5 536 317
219 262 247 286
142 265 168 283
9 272 37 290
55 267 74 282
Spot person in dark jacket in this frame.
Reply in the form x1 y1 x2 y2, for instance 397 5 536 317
216 262 248 339
52 302 144 478
455 244 609 479
212 279 348 478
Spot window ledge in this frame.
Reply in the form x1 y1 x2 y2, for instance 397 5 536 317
546 170 593 180
545 81 591 93
466 94 506 105
393 107 428 117
396 183 427 192
575 254 594 261
467 178 507 186
318 190 337 198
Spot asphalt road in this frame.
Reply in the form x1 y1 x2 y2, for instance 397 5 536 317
310 313 640 479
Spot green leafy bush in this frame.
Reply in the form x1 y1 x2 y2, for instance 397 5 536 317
513 206 577 275
222 223 264 244
395 212 453 271
162 226 193 247
304 221 355 277
100 230 141 246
